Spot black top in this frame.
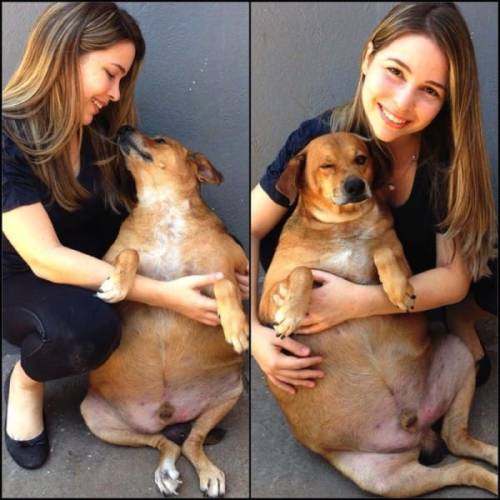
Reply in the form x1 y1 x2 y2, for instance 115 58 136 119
2 130 128 279
259 109 440 275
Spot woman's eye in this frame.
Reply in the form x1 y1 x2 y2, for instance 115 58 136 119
354 155 367 165
424 87 439 98
154 138 166 144
387 67 402 77
104 69 115 79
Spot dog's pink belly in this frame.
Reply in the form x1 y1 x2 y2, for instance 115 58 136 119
121 373 241 434
416 334 474 427
357 334 474 452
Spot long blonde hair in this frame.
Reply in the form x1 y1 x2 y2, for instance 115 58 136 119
330 2 496 281
2 2 146 213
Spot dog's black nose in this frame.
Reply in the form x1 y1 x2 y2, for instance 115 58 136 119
117 125 135 138
344 176 366 197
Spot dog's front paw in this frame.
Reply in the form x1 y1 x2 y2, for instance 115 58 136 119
95 274 129 303
199 463 226 497
155 459 182 496
272 285 308 339
384 279 416 312
220 310 249 354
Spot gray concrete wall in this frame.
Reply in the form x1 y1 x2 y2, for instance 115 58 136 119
251 1 498 207
2 1 249 251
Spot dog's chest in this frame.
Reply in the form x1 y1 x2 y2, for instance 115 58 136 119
318 239 377 284
133 203 190 281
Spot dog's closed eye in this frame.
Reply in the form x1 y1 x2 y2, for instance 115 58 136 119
154 137 167 144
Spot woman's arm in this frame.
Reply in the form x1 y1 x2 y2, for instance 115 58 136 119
296 233 471 333
251 184 324 394
363 233 471 315
2 202 225 325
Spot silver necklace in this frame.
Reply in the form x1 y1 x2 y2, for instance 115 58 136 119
387 153 418 191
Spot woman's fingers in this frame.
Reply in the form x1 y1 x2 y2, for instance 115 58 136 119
268 374 296 395
276 369 324 380
275 375 316 388
275 353 323 371
196 294 219 313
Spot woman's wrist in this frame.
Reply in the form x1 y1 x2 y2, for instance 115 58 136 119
357 282 401 318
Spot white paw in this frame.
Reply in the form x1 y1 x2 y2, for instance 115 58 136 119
154 459 182 496
94 276 127 303
221 312 249 354
273 304 305 339
199 465 226 497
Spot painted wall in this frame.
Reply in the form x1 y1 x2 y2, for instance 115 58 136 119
2 1 249 251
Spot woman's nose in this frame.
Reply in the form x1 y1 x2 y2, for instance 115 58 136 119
108 80 121 102
393 85 414 114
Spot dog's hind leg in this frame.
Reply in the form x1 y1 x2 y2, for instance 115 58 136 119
213 278 249 353
81 389 182 496
328 449 497 497
441 362 498 466
181 387 243 497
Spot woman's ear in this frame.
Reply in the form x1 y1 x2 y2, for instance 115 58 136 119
362 41 375 76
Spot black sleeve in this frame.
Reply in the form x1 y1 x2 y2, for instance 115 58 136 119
259 109 333 207
2 133 42 213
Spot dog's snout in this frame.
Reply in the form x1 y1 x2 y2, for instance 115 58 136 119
343 176 366 197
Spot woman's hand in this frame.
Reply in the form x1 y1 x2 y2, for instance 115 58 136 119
161 273 224 326
251 321 324 395
295 269 363 334
236 264 250 300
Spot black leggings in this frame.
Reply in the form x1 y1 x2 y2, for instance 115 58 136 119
2 272 121 382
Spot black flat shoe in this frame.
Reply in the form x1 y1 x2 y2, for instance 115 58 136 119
4 368 49 469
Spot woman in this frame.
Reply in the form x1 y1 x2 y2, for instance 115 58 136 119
251 2 496 395
2 2 248 470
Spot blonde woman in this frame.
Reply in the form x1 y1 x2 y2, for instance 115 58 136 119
2 2 248 470
251 2 496 395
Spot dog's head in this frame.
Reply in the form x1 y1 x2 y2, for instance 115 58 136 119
116 125 224 194
276 132 376 221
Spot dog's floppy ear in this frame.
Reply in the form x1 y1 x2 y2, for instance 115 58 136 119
276 151 306 205
189 152 224 185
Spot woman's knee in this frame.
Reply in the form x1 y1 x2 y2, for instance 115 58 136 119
66 300 122 371
21 297 122 381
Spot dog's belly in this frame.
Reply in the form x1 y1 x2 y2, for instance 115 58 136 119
271 316 472 454
90 304 242 434
119 370 241 434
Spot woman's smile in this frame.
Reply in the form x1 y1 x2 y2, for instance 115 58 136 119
377 103 410 129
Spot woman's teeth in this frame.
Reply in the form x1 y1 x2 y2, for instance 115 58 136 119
379 103 408 125
92 98 102 110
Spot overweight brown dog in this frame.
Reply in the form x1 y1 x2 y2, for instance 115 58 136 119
80 126 248 497
259 132 497 497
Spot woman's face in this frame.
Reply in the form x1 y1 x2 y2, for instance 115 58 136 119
361 34 448 144
79 40 136 125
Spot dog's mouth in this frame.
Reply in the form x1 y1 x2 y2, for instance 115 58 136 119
331 176 372 206
117 127 153 163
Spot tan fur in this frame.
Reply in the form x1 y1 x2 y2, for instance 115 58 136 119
259 132 497 497
80 127 248 497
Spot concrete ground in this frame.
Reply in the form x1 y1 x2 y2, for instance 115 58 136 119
2 343 249 498
251 317 498 498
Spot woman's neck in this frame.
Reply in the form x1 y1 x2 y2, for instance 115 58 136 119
69 133 81 177
385 132 421 169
